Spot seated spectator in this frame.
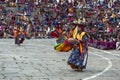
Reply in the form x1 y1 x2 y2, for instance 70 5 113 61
100 38 107 50
116 38 120 50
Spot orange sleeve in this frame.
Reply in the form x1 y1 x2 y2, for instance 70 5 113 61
14 30 18 38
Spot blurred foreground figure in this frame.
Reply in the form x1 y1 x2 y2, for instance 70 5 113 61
54 23 89 71
67 24 89 71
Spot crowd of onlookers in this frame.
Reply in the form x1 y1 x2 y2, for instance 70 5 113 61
0 0 120 50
